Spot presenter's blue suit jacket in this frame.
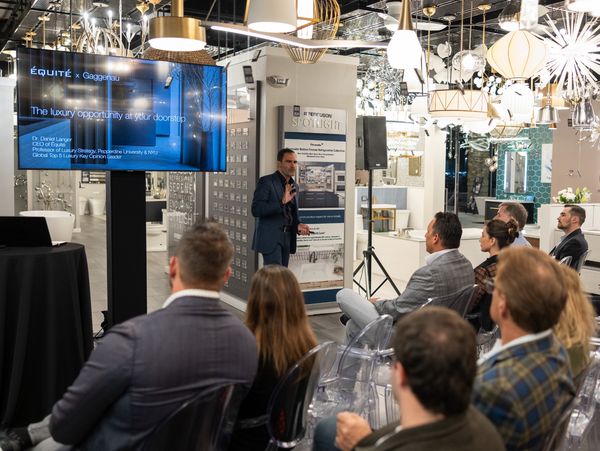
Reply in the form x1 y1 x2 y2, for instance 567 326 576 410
252 171 300 255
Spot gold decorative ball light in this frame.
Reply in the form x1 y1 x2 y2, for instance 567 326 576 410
282 0 341 64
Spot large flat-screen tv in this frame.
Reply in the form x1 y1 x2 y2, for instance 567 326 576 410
17 47 227 171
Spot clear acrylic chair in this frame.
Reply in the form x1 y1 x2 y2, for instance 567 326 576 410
314 315 394 429
265 341 337 450
575 250 591 274
476 325 500 358
559 256 573 266
142 384 243 451
421 284 479 318
541 347 600 451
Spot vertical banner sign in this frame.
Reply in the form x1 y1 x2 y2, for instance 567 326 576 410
278 106 346 304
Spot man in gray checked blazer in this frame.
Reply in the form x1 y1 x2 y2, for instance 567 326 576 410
338 212 473 342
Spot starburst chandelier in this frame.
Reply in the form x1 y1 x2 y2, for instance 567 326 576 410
538 11 600 101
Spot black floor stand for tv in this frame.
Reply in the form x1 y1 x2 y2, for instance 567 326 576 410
106 171 147 328
353 169 401 298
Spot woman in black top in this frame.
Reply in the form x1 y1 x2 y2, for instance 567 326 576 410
472 219 518 331
229 265 317 451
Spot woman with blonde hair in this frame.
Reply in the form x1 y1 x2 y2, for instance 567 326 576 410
555 265 597 382
229 265 318 451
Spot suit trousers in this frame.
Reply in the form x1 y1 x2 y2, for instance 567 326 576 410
261 230 292 267
337 289 381 344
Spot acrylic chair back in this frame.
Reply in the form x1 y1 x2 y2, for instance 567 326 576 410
337 314 394 375
575 250 591 274
142 384 242 451
542 348 600 451
559 256 573 266
422 284 479 318
265 341 337 450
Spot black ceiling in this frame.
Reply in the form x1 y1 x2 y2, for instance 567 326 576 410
0 0 571 58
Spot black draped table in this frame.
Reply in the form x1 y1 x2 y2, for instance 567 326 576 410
0 243 93 427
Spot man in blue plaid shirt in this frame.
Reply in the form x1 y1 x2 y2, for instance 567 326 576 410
473 247 575 451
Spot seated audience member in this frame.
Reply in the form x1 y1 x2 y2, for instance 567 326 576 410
550 204 589 270
229 265 317 451
494 202 531 247
0 222 258 451
471 219 518 331
555 265 597 383
313 307 506 451
473 247 575 451
337 212 473 342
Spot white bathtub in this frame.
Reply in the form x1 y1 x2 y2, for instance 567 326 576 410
19 210 75 242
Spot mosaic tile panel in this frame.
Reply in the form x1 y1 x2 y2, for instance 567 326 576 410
495 126 553 222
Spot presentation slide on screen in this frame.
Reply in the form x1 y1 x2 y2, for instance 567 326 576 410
17 47 227 171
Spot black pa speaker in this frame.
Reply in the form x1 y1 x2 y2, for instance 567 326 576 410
356 116 388 170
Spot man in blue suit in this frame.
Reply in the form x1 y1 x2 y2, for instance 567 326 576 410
252 148 311 267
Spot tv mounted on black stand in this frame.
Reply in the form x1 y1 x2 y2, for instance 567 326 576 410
16 47 227 172
16 47 228 327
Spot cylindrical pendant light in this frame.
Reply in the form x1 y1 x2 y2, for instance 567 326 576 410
387 0 423 70
565 0 597 12
149 0 207 51
247 0 297 33
572 99 598 130
520 0 539 30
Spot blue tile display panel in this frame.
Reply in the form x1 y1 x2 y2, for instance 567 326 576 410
495 126 553 222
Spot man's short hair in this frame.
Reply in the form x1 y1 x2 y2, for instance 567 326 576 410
393 307 477 416
564 204 586 225
499 202 528 230
496 247 566 333
277 148 296 162
432 212 462 249
176 221 233 285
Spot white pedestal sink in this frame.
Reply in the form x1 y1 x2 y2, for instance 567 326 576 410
19 210 75 242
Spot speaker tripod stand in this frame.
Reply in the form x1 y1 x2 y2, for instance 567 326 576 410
353 169 401 298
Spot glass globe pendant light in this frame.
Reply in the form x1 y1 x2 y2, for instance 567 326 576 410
387 0 423 70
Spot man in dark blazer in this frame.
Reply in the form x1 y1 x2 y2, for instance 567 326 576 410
338 212 473 342
313 308 505 451
1 222 258 451
550 204 588 270
252 148 310 267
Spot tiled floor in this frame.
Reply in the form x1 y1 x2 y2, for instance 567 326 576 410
74 213 485 345
73 215 346 343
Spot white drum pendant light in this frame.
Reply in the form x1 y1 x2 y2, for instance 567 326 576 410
387 0 423 70
565 0 597 12
487 30 548 80
247 0 297 33
428 89 489 122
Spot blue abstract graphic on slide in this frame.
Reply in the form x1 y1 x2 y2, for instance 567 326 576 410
17 47 227 172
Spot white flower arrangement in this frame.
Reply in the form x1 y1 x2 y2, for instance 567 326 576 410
553 187 591 204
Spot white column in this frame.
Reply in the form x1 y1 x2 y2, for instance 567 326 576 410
422 124 447 224
0 78 16 215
